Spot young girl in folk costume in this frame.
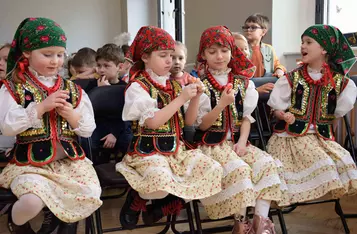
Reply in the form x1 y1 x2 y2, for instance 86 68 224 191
115 26 223 229
193 26 284 234
267 25 357 206
170 41 196 86
0 18 102 234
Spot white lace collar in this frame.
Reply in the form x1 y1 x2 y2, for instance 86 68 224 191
208 68 232 76
146 69 170 86
28 67 58 81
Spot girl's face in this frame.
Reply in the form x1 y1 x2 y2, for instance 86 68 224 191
0 46 10 79
142 49 173 76
300 35 327 65
235 38 250 58
23 46 66 77
170 45 186 76
202 43 231 72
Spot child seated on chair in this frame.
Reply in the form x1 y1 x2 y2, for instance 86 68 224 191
96 43 128 86
243 13 286 95
170 41 196 86
0 17 102 234
267 24 357 207
70 47 100 80
115 26 223 230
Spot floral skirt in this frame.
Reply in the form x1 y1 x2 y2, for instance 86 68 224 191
116 142 223 200
267 134 357 205
0 158 102 223
198 141 283 219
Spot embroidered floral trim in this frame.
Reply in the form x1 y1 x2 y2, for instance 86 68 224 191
25 102 43 128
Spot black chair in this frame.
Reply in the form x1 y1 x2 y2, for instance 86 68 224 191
74 78 98 94
250 77 278 150
88 85 195 234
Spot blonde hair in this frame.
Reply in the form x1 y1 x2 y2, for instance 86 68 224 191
175 41 188 58
0 43 11 51
232 32 248 43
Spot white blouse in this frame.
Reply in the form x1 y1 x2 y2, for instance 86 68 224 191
123 69 202 125
196 71 259 126
268 70 357 136
0 69 96 158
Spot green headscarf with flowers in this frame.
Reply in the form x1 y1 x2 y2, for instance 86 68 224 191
6 17 67 74
302 24 356 75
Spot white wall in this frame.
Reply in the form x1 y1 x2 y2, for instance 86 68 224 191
272 0 315 70
0 0 123 53
126 0 158 43
185 0 273 63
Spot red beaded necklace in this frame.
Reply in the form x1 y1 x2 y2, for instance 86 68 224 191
302 63 335 88
206 71 234 91
142 70 172 92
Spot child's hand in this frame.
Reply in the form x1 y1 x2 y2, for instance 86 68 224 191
273 69 285 78
274 110 285 120
256 83 274 94
233 142 247 156
97 76 110 87
56 101 75 120
284 112 295 124
38 90 69 115
181 84 198 102
101 133 117 148
218 86 235 108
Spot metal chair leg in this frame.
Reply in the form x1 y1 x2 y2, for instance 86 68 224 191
192 200 203 234
334 199 350 234
277 209 288 234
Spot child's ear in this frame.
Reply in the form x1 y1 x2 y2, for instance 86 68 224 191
262 29 268 37
141 53 149 63
22 51 31 58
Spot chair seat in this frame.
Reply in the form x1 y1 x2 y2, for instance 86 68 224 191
0 188 17 203
95 163 129 188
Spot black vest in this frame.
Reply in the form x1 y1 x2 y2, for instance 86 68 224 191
127 75 185 156
3 71 85 166
273 65 348 140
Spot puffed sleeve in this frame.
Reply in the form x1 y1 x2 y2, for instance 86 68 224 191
267 75 292 110
335 79 357 118
243 80 259 123
122 82 159 126
0 85 43 136
72 90 96 137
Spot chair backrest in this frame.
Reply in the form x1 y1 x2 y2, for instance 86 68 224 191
251 76 278 102
74 79 98 93
88 85 126 121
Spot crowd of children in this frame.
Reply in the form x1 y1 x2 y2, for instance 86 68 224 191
0 12 357 234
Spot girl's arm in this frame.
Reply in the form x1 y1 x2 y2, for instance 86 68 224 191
0 86 45 136
335 79 357 118
267 75 292 117
199 86 235 131
123 82 196 130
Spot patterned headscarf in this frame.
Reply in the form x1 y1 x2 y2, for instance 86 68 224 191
126 26 175 78
197 26 256 78
302 24 356 75
7 17 67 74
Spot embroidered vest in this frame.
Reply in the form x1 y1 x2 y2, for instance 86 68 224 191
127 75 185 156
194 73 248 145
273 66 348 140
3 71 85 166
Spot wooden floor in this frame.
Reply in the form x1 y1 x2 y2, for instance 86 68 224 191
1 195 357 234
